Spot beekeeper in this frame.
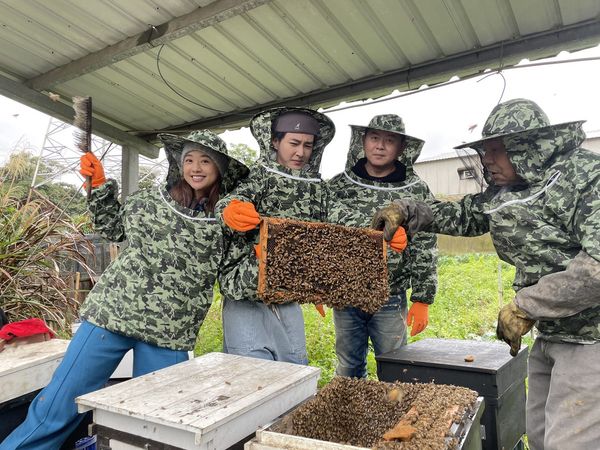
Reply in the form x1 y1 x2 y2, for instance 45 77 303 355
327 114 437 378
372 98 600 450
216 107 335 364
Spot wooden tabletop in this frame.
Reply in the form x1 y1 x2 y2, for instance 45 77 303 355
76 352 321 449
0 339 70 403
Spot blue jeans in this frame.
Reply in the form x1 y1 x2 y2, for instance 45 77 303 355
222 298 308 365
333 294 408 378
0 321 188 450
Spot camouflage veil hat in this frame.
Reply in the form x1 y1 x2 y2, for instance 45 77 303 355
455 98 585 150
350 114 424 147
159 130 249 191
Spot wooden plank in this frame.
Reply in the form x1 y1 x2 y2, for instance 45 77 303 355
80 353 318 433
0 339 69 375
167 362 317 427
0 339 69 403
79 353 319 449
90 356 274 424
77 353 243 412
254 429 368 450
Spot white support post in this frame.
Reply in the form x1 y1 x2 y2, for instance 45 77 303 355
121 146 139 200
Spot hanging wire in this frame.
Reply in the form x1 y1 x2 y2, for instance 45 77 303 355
157 44 241 115
477 71 507 107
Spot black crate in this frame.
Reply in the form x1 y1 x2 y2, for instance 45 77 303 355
376 338 528 450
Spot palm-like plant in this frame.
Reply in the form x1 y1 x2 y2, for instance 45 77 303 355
1 157 92 333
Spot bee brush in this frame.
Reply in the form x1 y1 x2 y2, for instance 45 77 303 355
73 96 93 197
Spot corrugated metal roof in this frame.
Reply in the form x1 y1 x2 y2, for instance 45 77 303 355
1 0 600 156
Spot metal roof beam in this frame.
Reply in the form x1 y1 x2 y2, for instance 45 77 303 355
153 18 600 134
26 0 271 91
0 74 159 158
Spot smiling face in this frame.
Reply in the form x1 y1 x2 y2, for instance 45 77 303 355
363 129 405 176
273 132 315 169
182 150 219 197
481 138 521 186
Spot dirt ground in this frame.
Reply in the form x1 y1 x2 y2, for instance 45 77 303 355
275 377 478 450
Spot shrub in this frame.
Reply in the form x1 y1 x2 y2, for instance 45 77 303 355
0 186 91 333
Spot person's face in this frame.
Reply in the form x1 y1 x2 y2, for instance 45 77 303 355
363 130 405 169
481 139 520 186
273 132 315 169
182 150 219 196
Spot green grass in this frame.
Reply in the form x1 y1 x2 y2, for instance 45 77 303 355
195 253 532 387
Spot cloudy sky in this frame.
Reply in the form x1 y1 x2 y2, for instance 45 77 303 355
2 44 599 180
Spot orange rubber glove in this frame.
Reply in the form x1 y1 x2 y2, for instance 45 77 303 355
389 226 408 253
407 302 429 337
79 152 106 188
315 304 326 317
222 200 260 232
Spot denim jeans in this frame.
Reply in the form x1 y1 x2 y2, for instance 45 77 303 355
333 293 407 378
0 321 188 450
222 298 308 365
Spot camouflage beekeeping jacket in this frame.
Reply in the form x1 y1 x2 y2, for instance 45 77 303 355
79 144 246 350
215 107 335 302
327 128 437 303
428 123 600 344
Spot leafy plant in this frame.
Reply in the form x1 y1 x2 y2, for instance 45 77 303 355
0 182 92 333
0 150 88 217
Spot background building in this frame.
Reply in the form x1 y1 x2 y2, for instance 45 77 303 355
414 132 600 197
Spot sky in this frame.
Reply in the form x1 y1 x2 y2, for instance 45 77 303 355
2 44 600 181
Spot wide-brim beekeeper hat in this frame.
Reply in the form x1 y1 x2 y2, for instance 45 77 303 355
158 130 249 191
454 98 585 150
350 114 424 148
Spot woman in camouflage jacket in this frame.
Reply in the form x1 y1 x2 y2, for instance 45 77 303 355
373 99 600 450
215 107 335 365
0 130 248 450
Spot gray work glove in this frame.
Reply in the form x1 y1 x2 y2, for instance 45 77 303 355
371 199 434 240
496 302 535 357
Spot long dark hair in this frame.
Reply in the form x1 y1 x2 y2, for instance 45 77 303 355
169 175 222 213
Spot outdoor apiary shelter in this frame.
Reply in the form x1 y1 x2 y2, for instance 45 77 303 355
1 0 599 195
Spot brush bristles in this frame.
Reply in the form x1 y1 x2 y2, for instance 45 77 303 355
73 96 92 153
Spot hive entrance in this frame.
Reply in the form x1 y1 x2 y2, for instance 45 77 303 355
258 218 389 313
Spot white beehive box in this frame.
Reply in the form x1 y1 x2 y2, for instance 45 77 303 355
0 339 70 403
76 352 321 450
245 397 484 450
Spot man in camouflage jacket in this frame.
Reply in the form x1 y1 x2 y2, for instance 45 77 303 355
0 131 248 450
327 114 437 378
372 99 600 450
215 107 335 364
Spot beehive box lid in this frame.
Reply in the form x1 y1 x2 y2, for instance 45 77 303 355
0 339 70 403
76 352 320 450
376 339 528 396
258 217 388 313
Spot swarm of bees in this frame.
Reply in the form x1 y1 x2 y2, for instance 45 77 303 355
277 377 478 449
258 218 389 313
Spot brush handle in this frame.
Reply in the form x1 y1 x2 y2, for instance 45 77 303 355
86 176 92 197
